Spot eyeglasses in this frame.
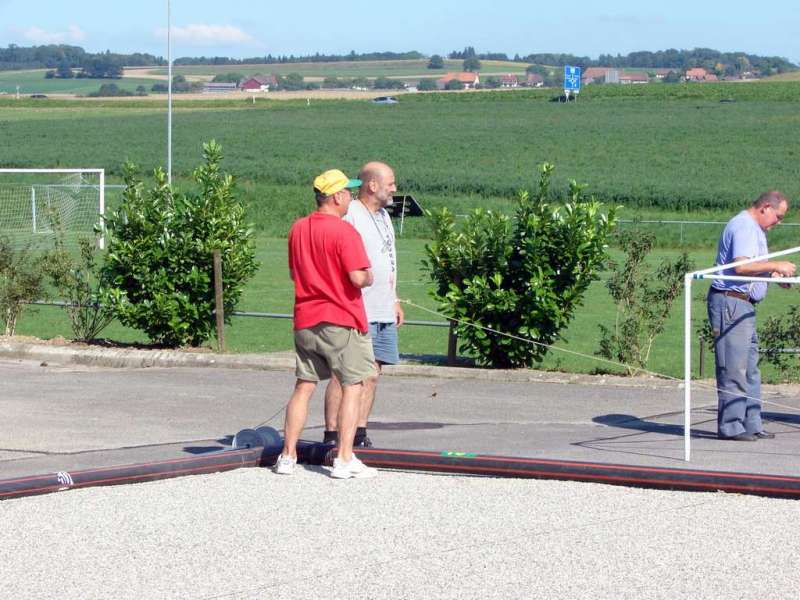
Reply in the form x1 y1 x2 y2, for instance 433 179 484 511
770 206 786 222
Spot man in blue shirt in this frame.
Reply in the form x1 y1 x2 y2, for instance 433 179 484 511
708 191 795 441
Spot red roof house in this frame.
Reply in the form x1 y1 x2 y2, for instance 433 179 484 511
240 75 278 91
436 72 480 89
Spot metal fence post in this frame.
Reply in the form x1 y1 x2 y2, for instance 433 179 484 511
447 320 457 366
213 250 225 352
698 335 704 378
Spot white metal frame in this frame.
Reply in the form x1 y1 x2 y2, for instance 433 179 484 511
683 245 800 460
0 168 106 249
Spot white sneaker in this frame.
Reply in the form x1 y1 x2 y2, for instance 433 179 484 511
330 456 377 479
273 454 296 475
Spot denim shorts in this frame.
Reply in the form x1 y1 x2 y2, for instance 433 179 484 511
369 321 399 365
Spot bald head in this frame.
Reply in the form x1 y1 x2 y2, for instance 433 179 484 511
357 161 397 211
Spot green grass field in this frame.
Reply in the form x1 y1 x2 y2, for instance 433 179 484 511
13 237 800 382
0 70 159 95
146 59 529 79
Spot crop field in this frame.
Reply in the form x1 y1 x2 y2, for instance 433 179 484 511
142 59 530 80
0 69 158 95
1 81 799 223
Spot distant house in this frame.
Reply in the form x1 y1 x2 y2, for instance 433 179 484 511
500 74 519 88
240 75 278 91
651 68 676 80
619 71 649 84
685 68 709 81
436 72 480 90
581 67 611 85
203 82 238 94
526 73 544 87
704 73 719 82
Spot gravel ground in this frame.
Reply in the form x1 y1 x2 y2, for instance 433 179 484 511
2 467 800 599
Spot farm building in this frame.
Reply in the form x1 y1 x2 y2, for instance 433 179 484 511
437 72 480 89
582 67 611 85
203 82 238 93
526 73 544 87
500 74 519 88
619 71 649 84
240 75 278 91
685 68 710 81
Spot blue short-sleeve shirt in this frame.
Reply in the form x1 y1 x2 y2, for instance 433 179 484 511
712 210 768 302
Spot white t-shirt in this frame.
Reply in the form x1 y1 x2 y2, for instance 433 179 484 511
344 200 397 322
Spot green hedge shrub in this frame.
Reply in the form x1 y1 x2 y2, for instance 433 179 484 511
101 141 258 347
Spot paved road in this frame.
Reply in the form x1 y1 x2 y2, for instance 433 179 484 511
2 358 799 478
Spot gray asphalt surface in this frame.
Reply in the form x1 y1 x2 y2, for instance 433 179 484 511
2 355 800 598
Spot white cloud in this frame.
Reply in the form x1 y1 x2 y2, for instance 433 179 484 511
22 25 86 44
155 24 258 47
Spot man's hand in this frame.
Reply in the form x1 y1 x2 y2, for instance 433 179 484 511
773 261 796 277
772 271 792 289
348 268 373 289
394 301 405 327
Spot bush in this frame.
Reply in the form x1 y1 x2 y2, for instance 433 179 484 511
597 230 693 375
428 55 445 69
0 238 47 336
756 306 800 380
418 78 438 91
373 77 405 90
101 141 258 347
88 83 133 98
212 72 244 83
445 79 464 90
424 163 616 368
43 232 114 342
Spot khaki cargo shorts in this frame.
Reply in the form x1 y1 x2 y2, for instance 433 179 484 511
294 323 377 386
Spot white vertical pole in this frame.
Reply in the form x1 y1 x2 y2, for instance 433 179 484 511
31 187 36 233
167 0 173 186
99 170 105 250
684 274 692 461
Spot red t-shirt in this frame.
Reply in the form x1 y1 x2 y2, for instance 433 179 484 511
288 212 371 333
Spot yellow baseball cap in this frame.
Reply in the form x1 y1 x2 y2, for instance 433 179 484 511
313 169 361 196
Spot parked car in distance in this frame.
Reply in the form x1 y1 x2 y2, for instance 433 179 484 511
371 96 398 104
30 94 48 99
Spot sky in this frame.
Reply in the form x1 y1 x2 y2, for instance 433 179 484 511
1 0 798 64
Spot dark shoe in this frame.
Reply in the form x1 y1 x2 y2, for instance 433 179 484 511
718 432 758 441
754 431 776 439
354 436 373 448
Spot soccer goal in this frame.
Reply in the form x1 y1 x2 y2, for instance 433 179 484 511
0 168 105 250
683 247 800 461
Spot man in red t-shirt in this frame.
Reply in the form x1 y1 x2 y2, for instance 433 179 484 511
274 169 379 479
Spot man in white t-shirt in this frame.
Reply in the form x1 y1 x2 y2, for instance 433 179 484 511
323 161 404 447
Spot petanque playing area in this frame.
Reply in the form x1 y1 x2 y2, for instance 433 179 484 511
2 352 800 599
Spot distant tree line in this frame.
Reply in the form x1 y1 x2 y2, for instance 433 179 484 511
174 50 425 66
0 44 163 72
446 46 796 75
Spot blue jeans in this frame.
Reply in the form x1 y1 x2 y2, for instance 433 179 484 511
707 291 762 437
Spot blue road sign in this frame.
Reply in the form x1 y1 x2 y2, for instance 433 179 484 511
564 66 581 92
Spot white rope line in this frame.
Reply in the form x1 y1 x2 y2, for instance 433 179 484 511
399 298 800 415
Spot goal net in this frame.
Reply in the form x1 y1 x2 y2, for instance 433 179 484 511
0 168 105 251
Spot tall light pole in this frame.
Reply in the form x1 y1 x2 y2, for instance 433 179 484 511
167 0 173 185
